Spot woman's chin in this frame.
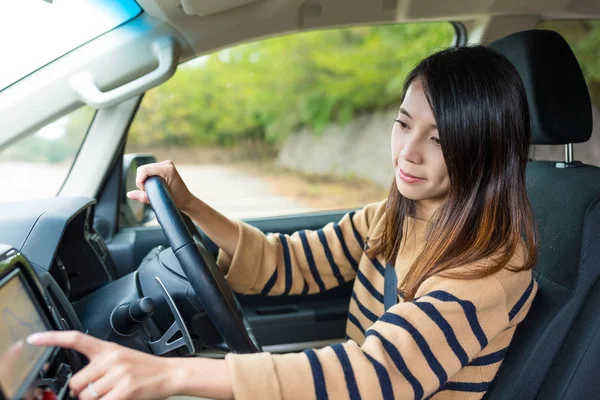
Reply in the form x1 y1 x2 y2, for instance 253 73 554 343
396 178 424 200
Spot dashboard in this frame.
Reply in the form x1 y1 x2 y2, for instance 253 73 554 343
49 206 116 301
0 196 228 398
0 198 121 398
0 197 116 335
0 197 116 301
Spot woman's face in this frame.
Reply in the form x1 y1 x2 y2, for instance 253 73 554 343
391 79 449 216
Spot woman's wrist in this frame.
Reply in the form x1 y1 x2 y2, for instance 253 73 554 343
163 357 187 397
180 193 202 215
179 195 240 258
167 357 234 400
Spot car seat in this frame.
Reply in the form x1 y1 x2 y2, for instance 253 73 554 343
484 30 600 399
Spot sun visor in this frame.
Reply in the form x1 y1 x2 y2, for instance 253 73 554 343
180 0 264 16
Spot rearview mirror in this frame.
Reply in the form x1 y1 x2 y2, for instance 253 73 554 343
121 153 156 226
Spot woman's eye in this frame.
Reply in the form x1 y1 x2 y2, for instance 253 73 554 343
394 119 409 130
431 137 441 145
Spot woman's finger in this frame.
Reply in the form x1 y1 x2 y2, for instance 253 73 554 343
77 371 117 400
68 360 108 397
135 165 150 191
126 190 149 204
84 368 144 400
135 161 176 191
0 340 24 366
0 340 25 384
95 379 137 400
27 331 104 359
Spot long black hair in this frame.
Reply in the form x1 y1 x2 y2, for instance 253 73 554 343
369 45 538 301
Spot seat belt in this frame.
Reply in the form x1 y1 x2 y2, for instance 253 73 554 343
384 263 398 311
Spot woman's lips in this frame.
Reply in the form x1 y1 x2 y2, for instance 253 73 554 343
398 168 425 184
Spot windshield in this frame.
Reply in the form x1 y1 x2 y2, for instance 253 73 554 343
0 106 95 203
0 0 142 91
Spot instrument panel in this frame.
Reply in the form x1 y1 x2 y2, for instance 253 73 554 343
0 268 53 399
0 246 78 400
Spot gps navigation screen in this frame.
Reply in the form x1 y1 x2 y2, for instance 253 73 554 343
0 270 51 398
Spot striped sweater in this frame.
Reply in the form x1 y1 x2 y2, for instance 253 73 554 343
217 200 537 400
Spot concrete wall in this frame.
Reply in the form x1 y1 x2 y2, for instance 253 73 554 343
278 106 600 186
278 107 397 187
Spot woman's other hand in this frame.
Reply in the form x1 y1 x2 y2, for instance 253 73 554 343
27 331 234 400
27 331 179 400
126 160 195 213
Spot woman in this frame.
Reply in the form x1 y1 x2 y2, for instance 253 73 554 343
28 45 538 400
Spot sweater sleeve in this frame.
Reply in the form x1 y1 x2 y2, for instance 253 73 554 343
217 201 386 295
224 270 537 400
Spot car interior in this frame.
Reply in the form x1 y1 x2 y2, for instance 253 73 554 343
0 0 599 399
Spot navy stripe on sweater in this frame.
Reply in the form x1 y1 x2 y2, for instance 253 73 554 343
260 268 277 295
301 280 309 295
352 291 378 323
378 312 448 386
357 269 384 304
370 257 386 277
365 353 394 400
414 302 469 366
333 223 360 271
317 229 346 287
509 276 535 321
368 330 424 399
278 233 293 294
347 211 365 249
440 381 491 393
348 312 366 335
331 344 361 400
299 230 327 292
304 349 328 400
469 347 508 366
424 290 488 349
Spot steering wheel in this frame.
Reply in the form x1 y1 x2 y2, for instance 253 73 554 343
144 176 260 354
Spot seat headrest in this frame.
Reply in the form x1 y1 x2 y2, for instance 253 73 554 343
488 29 592 145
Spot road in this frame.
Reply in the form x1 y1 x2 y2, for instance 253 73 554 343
0 162 314 219
177 165 314 219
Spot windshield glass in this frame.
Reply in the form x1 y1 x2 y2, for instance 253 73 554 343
0 0 141 91
0 106 95 203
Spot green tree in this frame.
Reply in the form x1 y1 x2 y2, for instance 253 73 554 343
128 22 455 148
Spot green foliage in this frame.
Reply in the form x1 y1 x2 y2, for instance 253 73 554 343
129 20 600 149
129 23 455 147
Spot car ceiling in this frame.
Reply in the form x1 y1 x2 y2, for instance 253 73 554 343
138 0 600 61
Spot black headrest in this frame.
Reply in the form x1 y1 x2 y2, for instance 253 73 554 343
488 29 592 145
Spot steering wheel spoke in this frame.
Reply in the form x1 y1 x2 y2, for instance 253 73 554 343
144 176 260 354
148 277 195 355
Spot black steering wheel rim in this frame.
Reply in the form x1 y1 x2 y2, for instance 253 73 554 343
144 176 260 354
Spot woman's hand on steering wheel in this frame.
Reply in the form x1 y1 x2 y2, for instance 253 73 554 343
127 160 196 213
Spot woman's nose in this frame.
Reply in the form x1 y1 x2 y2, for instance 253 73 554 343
400 138 424 165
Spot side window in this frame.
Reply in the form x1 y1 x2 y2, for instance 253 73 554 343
0 106 95 203
533 20 600 166
127 23 456 220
